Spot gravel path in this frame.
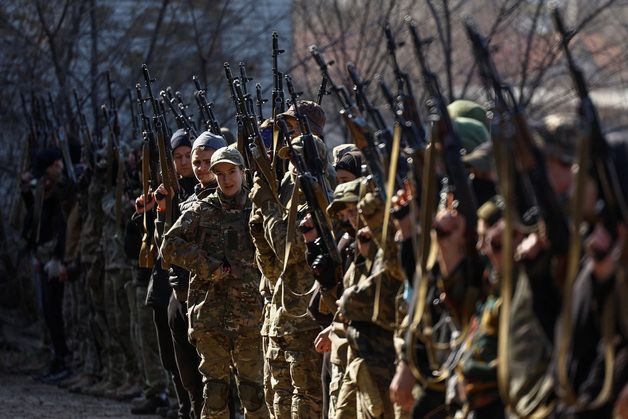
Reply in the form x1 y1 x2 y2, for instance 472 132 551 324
0 372 158 419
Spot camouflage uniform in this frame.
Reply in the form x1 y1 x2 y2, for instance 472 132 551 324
251 171 324 419
162 187 267 419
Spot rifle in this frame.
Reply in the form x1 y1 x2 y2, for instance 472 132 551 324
384 22 426 148
73 89 94 170
160 89 194 135
316 76 330 106
225 62 249 162
142 64 179 231
135 83 161 192
271 32 286 118
231 78 279 201
175 91 198 136
346 63 408 188
239 62 255 115
193 75 221 135
106 71 120 139
277 115 341 266
255 83 267 124
552 8 626 409
310 45 387 201
284 75 330 198
47 93 77 184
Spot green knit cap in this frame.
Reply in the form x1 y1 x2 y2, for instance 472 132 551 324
453 116 490 154
448 100 489 130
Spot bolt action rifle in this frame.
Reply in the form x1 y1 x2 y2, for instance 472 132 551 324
47 93 77 184
192 76 221 135
142 64 179 233
73 90 94 171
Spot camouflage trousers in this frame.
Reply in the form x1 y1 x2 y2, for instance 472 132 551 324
193 330 267 419
103 267 138 384
329 362 348 419
85 256 119 382
267 330 323 419
261 335 275 419
129 268 168 398
335 356 396 419
68 268 99 375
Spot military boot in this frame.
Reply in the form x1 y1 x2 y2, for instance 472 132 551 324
68 373 99 394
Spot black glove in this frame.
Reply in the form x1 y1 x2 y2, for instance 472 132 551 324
311 253 340 289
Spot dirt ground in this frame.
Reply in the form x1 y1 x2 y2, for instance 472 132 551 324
0 371 158 419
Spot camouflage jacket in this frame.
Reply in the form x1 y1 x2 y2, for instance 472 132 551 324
256 173 320 337
161 188 263 337
249 205 281 337
101 190 133 270
79 172 106 264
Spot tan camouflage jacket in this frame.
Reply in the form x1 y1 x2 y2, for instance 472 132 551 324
249 205 281 337
257 173 320 337
161 188 263 337
101 190 133 271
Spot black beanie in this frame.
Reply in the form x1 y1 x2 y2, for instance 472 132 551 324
34 148 63 178
334 151 363 178
170 129 193 152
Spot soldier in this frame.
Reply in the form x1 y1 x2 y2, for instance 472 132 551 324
136 128 201 416
301 178 363 419
161 146 267 418
250 103 329 418
25 149 71 381
167 132 226 418
99 146 140 399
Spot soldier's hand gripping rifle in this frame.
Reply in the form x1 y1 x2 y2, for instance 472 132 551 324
142 64 179 232
310 45 387 201
47 93 77 184
552 8 627 409
277 115 341 267
192 76 221 135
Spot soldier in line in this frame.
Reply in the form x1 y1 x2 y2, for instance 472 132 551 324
162 146 267 418
249 101 329 419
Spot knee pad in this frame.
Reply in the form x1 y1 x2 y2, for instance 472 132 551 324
238 381 265 413
204 380 229 410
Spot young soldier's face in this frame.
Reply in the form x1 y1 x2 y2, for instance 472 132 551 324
173 146 193 178
212 162 244 198
337 203 359 229
192 148 215 186
46 159 64 182
336 169 357 185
